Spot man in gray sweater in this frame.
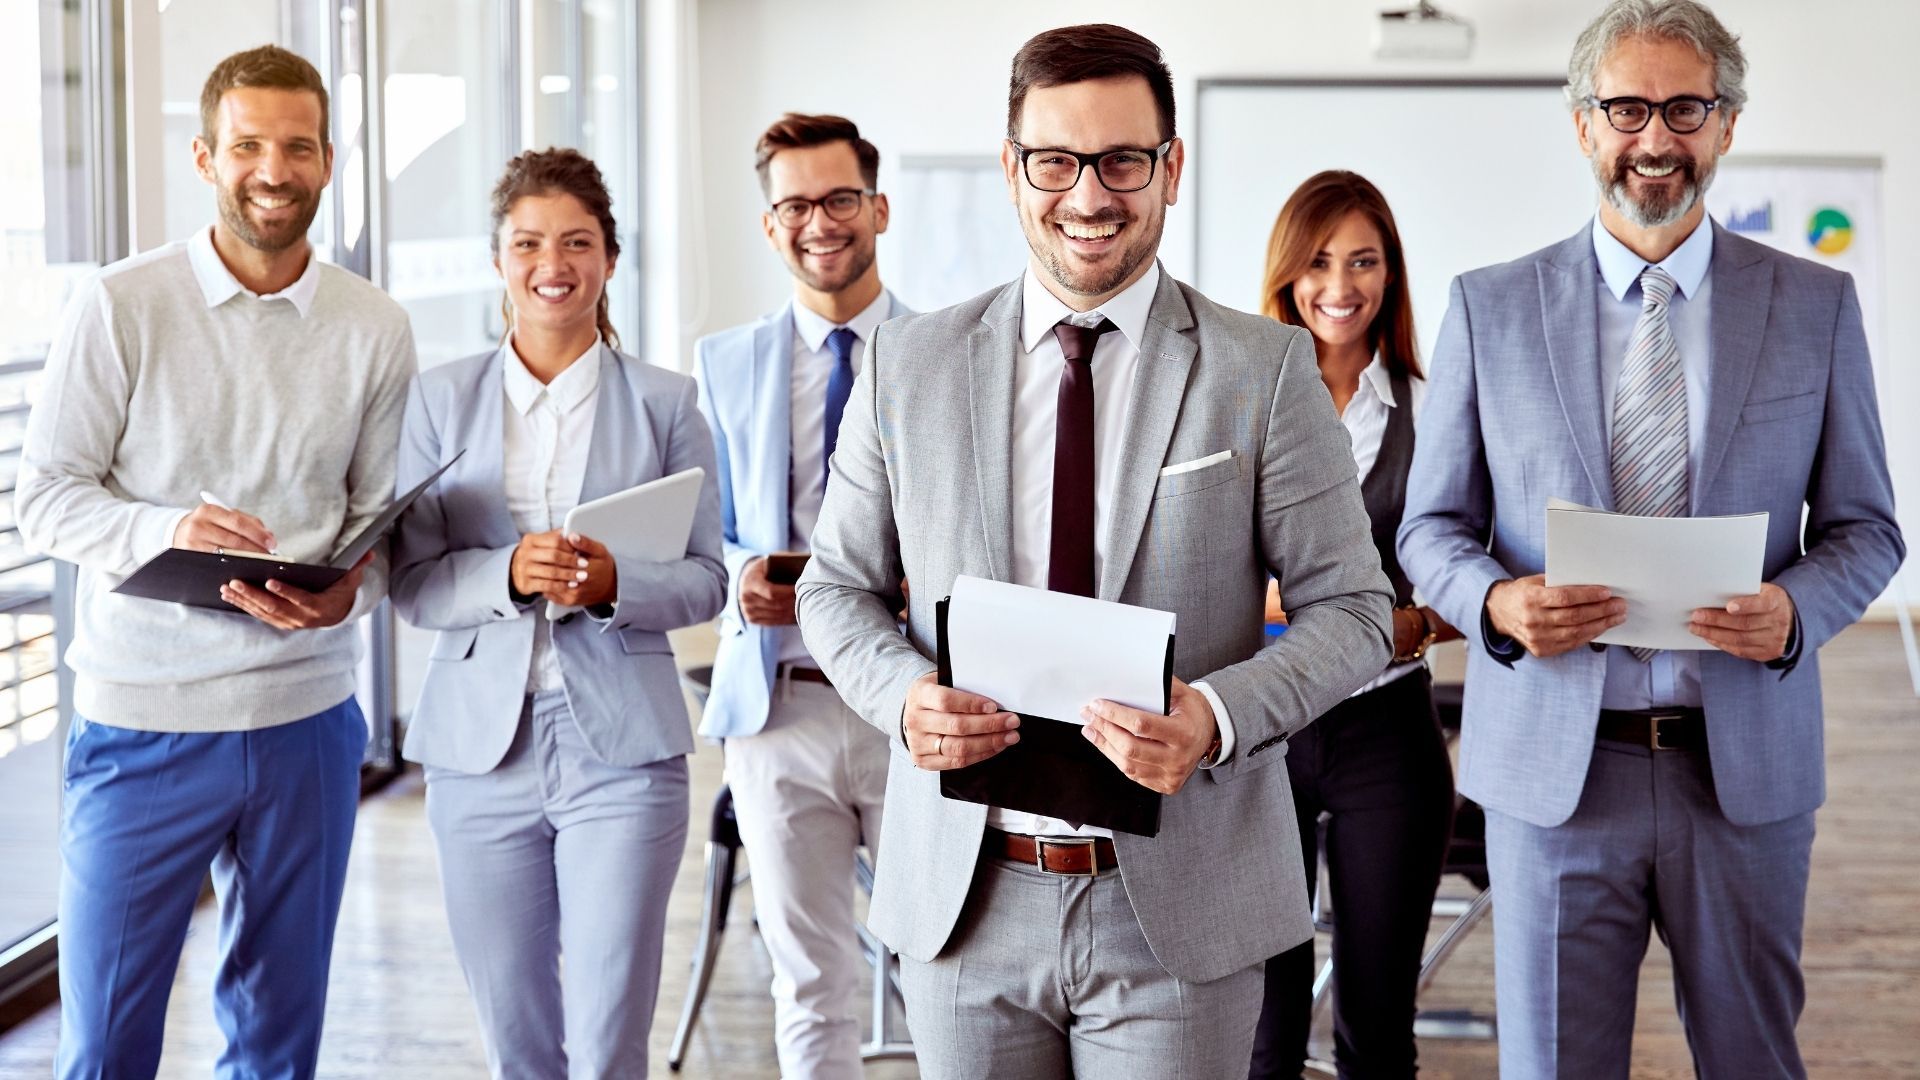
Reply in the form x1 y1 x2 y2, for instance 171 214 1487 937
15 46 415 1079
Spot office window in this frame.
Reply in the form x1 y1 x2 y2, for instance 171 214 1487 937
0 0 97 962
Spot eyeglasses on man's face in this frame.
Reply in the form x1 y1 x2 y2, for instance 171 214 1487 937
769 187 872 229
1009 140 1174 193
1587 95 1722 135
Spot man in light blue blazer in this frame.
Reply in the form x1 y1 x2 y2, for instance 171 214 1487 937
693 113 911 1080
1398 2 1904 1076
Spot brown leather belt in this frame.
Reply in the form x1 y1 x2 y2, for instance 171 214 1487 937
783 665 832 687
1597 708 1706 751
990 829 1118 877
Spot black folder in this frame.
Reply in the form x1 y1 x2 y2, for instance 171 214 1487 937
934 595 1171 837
113 451 464 613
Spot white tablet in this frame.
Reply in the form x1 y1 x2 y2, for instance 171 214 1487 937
547 466 705 619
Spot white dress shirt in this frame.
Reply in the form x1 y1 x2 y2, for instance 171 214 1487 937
502 337 603 692
1339 353 1427 697
779 290 893 665
1592 216 1713 709
991 263 1236 839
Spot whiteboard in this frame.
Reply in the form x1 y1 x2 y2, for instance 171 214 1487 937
1193 79 1596 358
889 156 1030 312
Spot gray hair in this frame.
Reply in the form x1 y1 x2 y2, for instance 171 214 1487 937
1565 0 1748 114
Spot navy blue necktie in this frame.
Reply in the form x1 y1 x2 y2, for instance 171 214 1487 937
822 327 857 484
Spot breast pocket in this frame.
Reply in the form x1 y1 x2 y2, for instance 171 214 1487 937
1739 389 1823 426
1153 451 1242 500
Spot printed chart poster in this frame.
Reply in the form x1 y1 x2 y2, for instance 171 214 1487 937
1706 157 1884 365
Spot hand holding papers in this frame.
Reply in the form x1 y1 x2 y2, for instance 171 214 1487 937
1545 499 1768 651
935 576 1177 836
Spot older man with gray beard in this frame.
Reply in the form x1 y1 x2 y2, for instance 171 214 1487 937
1398 1 1903 1075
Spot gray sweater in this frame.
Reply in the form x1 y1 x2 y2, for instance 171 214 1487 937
16 229 416 731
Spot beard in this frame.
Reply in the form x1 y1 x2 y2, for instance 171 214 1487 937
1025 201 1164 300
217 180 321 254
783 230 877 296
1597 150 1716 229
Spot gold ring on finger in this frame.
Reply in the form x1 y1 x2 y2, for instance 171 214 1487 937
934 733 946 756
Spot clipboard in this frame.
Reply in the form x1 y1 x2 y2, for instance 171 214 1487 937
113 451 465 612
934 595 1171 837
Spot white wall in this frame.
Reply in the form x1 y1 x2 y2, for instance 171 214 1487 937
677 0 1917 616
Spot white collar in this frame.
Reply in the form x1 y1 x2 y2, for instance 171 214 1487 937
1357 352 1397 408
502 337 604 416
792 289 893 354
187 225 322 318
1591 214 1713 302
1019 261 1161 355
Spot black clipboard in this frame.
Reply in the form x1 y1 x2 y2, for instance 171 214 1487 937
113 451 465 612
934 595 1171 837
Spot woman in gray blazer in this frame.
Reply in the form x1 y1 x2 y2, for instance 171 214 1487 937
391 148 725 1079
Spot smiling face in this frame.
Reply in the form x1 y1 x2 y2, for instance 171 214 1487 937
193 87 331 255
761 140 888 297
494 192 616 342
1576 34 1736 233
1003 75 1182 310
1290 210 1389 358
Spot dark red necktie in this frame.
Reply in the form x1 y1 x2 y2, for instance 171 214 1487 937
1048 317 1117 597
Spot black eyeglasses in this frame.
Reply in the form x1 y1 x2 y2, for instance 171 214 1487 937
1009 140 1173 193
769 187 872 229
1587 95 1722 134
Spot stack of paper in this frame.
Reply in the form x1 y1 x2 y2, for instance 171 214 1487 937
1544 499 1768 650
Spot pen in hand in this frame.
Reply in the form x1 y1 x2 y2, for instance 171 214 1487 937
200 491 279 555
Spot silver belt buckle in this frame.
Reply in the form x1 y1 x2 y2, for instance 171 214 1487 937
1034 836 1099 877
1648 711 1689 751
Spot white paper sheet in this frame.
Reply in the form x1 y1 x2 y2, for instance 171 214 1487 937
1544 499 1768 650
946 575 1176 723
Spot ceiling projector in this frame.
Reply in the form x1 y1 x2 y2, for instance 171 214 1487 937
1375 1 1475 60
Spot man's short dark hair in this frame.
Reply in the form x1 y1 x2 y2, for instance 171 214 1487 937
1007 24 1176 143
754 113 880 199
199 45 330 151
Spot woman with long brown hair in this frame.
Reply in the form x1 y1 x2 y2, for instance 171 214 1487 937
1249 171 1461 1079
390 147 725 1077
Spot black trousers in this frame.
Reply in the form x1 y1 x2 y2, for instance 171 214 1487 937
1248 668 1455 1080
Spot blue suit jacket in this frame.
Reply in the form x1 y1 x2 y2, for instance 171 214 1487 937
391 344 726 773
1398 222 1904 828
693 293 912 739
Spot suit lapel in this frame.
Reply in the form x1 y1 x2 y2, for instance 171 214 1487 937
1694 226 1771 510
471 353 522 545
969 282 1022 581
756 306 795 550
578 345 639 504
1539 232 1613 509
1097 275 1195 602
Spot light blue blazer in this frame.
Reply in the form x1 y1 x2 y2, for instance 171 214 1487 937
692 293 912 739
1398 222 1904 829
391 344 727 773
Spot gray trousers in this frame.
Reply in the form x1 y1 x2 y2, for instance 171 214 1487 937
1485 737 1814 1079
898 850 1265 1080
425 690 690 1080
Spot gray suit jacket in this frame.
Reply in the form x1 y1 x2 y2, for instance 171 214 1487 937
1398 223 1905 829
795 270 1395 983
391 344 727 774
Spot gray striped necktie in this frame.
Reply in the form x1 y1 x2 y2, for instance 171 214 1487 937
1610 265 1688 662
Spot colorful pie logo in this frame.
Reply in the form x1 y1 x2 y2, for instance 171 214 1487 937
1807 207 1852 256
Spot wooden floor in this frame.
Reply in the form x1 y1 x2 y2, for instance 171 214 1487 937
1 622 1916 1078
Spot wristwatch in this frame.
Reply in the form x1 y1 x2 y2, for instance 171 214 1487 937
1392 603 1440 663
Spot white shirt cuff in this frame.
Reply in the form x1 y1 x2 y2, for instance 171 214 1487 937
1191 680 1236 767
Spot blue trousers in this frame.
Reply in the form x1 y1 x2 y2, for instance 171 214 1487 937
56 699 366 1080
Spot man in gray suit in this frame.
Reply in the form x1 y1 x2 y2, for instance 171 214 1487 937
1398 1 1904 1075
795 23 1393 1078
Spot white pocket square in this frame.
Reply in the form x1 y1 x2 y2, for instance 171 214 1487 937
1159 450 1234 477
